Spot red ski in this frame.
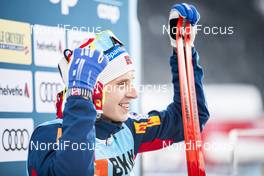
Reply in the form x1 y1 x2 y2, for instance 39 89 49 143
175 17 206 176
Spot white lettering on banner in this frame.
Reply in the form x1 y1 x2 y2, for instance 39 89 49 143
33 24 66 67
0 69 33 112
97 3 120 24
0 118 34 162
49 0 78 15
35 71 65 113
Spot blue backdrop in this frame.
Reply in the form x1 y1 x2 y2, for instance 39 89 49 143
0 0 129 175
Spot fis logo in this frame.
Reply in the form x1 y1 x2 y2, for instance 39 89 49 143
49 0 78 15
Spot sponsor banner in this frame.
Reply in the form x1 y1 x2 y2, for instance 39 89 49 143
67 30 95 50
0 118 34 162
35 71 64 113
0 19 32 65
33 24 66 67
0 69 33 112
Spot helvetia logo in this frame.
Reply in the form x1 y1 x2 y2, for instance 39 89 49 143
24 83 30 98
0 83 30 98
36 40 63 53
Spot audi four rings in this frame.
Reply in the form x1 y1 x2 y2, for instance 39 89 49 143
2 129 29 151
39 82 63 102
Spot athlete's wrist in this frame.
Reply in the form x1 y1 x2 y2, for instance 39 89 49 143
67 87 92 100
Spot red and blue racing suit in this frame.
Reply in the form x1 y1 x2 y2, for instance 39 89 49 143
27 48 209 176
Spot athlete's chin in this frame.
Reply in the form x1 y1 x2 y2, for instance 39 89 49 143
120 114 129 122
103 106 129 122
114 106 129 122
114 109 129 122
103 110 128 122
113 113 128 122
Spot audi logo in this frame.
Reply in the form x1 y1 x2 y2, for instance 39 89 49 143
39 82 63 103
2 129 30 151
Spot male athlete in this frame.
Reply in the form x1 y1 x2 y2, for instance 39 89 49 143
27 3 209 176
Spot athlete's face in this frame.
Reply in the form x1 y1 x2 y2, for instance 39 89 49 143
102 71 137 122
